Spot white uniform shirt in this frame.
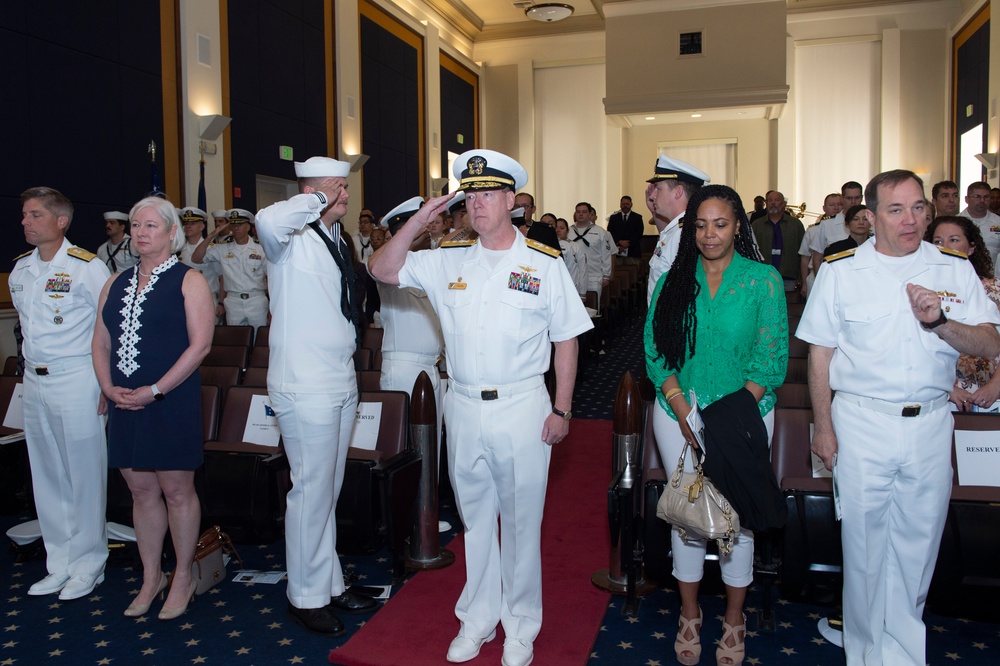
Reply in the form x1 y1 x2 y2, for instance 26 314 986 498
557 239 588 296
203 238 268 295
398 234 593 387
809 213 848 255
959 208 1000 264
568 223 613 289
9 238 111 364
799 224 819 259
97 234 139 273
378 283 444 359
353 232 373 263
256 194 357 393
179 240 222 295
797 240 1000 402
647 214 683 305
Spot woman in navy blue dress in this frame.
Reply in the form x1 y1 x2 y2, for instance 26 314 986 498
93 196 214 621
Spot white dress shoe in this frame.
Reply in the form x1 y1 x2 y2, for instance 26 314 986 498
502 638 534 666
28 573 70 596
58 573 105 601
446 629 496 663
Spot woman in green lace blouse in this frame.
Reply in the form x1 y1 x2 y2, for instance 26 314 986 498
645 184 788 666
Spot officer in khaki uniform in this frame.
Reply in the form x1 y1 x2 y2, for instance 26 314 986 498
192 208 269 327
10 186 110 600
370 150 593 666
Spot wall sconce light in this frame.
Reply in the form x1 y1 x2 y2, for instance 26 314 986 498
975 152 998 169
430 177 449 194
346 154 370 172
199 114 232 140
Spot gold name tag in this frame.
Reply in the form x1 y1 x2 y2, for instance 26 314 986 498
448 282 467 290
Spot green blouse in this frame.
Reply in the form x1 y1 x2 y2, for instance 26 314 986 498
644 253 789 420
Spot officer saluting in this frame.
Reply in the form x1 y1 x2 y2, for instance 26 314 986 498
369 150 593 666
192 208 268 327
9 187 110 600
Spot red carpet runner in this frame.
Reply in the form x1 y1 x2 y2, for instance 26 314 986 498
329 419 613 665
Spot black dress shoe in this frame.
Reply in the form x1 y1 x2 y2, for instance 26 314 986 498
327 591 377 614
287 603 345 636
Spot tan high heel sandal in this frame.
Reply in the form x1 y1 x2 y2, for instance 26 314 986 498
716 614 746 666
123 572 169 618
674 607 702 665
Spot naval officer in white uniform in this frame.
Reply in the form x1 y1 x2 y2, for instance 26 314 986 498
369 150 592 666
10 186 110 600
798 170 1000 665
254 156 375 637
177 207 223 320
192 208 268 328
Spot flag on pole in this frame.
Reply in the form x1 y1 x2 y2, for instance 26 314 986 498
197 155 207 211
148 140 164 198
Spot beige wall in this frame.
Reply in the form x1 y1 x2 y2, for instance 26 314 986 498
898 29 948 184
481 64 521 159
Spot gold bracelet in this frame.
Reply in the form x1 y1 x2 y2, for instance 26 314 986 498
664 388 682 402
666 392 685 404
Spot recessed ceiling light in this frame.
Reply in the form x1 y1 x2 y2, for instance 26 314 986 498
691 113 702 118
645 116 655 121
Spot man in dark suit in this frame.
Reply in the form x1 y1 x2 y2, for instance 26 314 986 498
607 195 644 265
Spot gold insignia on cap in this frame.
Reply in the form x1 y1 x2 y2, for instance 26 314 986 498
468 156 486 176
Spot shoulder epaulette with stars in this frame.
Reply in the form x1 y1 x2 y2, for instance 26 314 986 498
824 248 857 263
441 238 477 248
525 238 561 258
67 247 98 262
937 246 969 260
13 249 32 261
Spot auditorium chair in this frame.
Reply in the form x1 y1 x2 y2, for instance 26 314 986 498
248 346 269 368
786 301 806 317
357 369 382 392
254 325 269 348
199 386 289 543
213 324 254 348
355 347 372 371
362 327 383 354
2 356 18 376
0 375 30 514
775 382 811 408
241 366 268 388
203 344 250 370
108 385 221 527
335 390 420 580
787 334 810 359
199 365 241 403
784 357 808 384
929 413 1000 621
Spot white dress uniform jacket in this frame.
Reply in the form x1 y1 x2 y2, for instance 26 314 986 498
256 193 359 609
808 213 848 255
647 213 683 305
398 233 592 644
9 238 110 580
557 239 588 297
569 223 613 295
180 240 222 297
797 240 1000 665
203 238 269 327
97 234 139 273
959 208 1000 266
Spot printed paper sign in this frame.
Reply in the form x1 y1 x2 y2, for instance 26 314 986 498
242 394 281 447
954 429 1000 487
2 383 24 431
348 402 383 451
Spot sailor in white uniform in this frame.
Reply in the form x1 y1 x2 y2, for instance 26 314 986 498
369 150 592 666
177 207 223 320
193 208 268 328
97 210 139 273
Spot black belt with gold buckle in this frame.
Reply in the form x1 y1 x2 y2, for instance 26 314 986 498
481 389 498 401
901 405 921 417
34 367 49 376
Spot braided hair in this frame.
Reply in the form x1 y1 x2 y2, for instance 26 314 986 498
650 184 764 372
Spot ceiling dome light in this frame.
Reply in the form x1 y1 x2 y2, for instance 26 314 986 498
525 3 575 23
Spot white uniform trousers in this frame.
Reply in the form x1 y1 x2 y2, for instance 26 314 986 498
833 395 953 666
380 354 443 464
652 405 774 587
271 389 358 609
444 381 552 643
22 356 108 579
224 291 268 328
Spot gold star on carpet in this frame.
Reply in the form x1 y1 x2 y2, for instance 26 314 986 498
2 641 14 648
92 623 107 631
214 600 226 607
268 622 282 629
252 594 264 600
932 625 947 633
4 598 19 604
208 589 221 595
746 630 758 638
777 598 790 605
811 637 826 645
958 618 972 623
945 653 961 661
0 659 13 666
265 554 276 559
657 608 670 615
134 616 149 623
645 660 661 666
781 647 797 656
376 557 388 563
973 642 987 649
89 595 102 602
138 632 152 639
95 640 109 647
7 584 21 590
90 609 104 616
278 638 292 646
235 647 250 655
779 621 793 629
185 639 200 647
289 657 304 664
47 632 61 639
142 648 156 655
48 649 63 657
618 641 633 650
47 617 62 624
259 607 272 615
599 625 607 632
47 602 61 609
192 657 207 664
625 616 639 624
10 573 22 578
651 631 665 640
808 612 821 620
747 659 762 665
180 623 193 630
220 615 233 622
228 630 241 638
97 658 112 665
3 611 17 619
345 563 356 569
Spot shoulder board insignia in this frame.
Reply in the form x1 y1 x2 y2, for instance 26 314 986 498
824 248 857 263
525 238 561 258
67 247 97 262
441 239 477 248
13 249 33 261
937 246 968 260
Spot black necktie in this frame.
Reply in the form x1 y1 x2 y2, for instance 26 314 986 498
572 227 591 247
308 221 360 346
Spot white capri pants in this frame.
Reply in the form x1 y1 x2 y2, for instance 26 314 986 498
652 404 774 588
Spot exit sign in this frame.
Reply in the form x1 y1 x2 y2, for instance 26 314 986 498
279 146 294 161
